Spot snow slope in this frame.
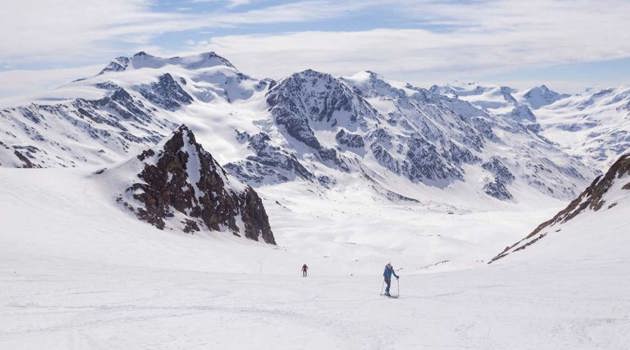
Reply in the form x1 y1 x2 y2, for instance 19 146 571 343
491 153 630 262
2 167 630 349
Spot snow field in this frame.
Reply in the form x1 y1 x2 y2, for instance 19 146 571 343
2 167 630 349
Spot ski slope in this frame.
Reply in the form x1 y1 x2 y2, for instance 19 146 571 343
2 168 630 349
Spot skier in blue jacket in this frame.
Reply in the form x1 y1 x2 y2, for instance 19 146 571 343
383 262 399 296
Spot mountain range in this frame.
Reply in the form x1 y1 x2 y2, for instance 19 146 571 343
4 52 624 203
0 51 628 252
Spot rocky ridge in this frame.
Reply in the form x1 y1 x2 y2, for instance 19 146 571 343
490 153 630 262
108 125 275 244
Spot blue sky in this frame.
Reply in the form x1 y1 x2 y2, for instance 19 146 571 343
1 0 629 97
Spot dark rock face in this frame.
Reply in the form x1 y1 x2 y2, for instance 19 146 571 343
99 56 130 74
0 82 174 168
13 145 42 168
482 157 515 199
138 73 193 111
266 69 376 150
225 131 314 185
483 180 512 200
370 143 400 174
336 129 365 148
118 125 275 244
89 87 152 123
483 157 515 183
404 137 463 183
490 153 630 263
367 129 476 185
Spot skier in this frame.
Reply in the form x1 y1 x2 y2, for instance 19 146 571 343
383 262 399 297
302 264 308 277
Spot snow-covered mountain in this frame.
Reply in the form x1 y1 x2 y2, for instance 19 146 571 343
536 87 630 170
435 82 629 171
0 51 266 168
521 85 570 109
490 153 630 262
336 71 592 200
0 52 604 206
100 124 275 243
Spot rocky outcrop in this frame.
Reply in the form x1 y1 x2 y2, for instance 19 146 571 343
482 157 515 199
266 69 377 150
138 73 193 111
113 125 275 244
490 153 630 262
336 129 365 148
225 131 314 185
483 180 512 200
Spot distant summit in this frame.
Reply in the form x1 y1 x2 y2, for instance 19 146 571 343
99 51 235 75
522 84 569 109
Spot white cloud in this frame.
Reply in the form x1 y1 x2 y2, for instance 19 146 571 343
0 65 101 106
0 0 376 66
192 0 257 7
0 0 158 62
1 0 628 94
191 0 630 86
227 0 254 7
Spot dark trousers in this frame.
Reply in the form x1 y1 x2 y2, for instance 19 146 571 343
384 278 391 294
302 270 307 277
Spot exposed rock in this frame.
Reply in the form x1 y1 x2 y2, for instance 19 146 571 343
112 125 275 244
482 157 515 199
404 137 463 183
482 157 515 183
138 73 193 111
336 129 365 148
99 56 130 74
225 132 314 185
483 180 512 200
266 69 376 149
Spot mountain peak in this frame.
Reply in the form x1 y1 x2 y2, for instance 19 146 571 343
293 68 333 79
111 124 275 243
99 51 235 75
523 84 568 109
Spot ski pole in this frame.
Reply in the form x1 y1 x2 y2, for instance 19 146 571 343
397 278 400 297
